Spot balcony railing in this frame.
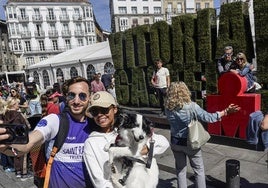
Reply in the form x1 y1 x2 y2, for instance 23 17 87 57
59 15 70 22
73 14 82 21
34 31 45 38
18 15 29 22
24 46 67 54
46 15 56 22
61 30 71 37
48 30 58 38
74 30 84 36
32 15 43 22
165 8 183 14
21 31 31 38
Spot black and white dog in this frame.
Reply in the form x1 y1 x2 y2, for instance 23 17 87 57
104 113 159 188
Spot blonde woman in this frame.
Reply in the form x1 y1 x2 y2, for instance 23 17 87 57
230 52 256 92
164 81 240 188
3 97 32 180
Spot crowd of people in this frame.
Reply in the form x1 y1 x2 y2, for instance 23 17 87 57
0 49 265 188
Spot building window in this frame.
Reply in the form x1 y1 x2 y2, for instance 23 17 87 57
86 64 96 82
34 8 40 18
56 68 64 82
36 24 42 36
48 8 55 20
12 39 22 51
26 57 35 66
39 40 45 51
84 6 92 18
119 18 129 31
20 8 26 19
205 3 210 8
52 40 58 50
42 70 50 89
132 19 138 27
104 62 114 74
196 3 201 11
86 22 94 33
76 23 82 33
70 67 78 78
50 23 56 35
177 3 182 13
33 71 40 86
86 36 94 45
78 38 83 46
25 41 31 52
61 8 67 17
154 7 161 14
62 23 69 35
144 18 149 24
131 7 137 14
167 3 172 13
40 56 48 62
143 7 149 14
65 39 71 50
7 7 17 19
118 7 127 14
9 23 19 35
74 8 80 16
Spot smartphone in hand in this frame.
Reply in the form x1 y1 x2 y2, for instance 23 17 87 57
0 124 29 144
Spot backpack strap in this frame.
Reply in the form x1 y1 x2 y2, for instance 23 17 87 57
43 112 70 188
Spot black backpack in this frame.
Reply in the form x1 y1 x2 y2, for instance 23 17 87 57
30 112 70 188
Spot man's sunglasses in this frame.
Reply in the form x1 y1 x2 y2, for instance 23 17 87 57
89 106 113 117
225 53 233 57
66 92 87 101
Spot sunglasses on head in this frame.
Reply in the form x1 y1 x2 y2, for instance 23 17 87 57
89 106 113 117
66 92 87 101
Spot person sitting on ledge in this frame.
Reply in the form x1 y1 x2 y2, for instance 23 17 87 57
230 52 256 93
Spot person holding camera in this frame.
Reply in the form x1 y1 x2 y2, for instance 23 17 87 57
0 77 95 187
217 46 238 75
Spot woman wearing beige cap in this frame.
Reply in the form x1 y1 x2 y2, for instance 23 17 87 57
83 91 169 188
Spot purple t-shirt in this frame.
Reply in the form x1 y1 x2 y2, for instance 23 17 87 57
35 113 92 188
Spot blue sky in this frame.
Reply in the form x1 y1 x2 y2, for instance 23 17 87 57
0 0 220 32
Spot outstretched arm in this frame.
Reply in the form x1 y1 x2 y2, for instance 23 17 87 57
261 114 268 131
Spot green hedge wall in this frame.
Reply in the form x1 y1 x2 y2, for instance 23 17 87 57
109 1 268 108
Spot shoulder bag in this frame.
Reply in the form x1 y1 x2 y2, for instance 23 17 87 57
187 103 211 149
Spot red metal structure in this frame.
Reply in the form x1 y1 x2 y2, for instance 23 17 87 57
207 72 261 139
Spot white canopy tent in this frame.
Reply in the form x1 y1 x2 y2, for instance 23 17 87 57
27 41 113 89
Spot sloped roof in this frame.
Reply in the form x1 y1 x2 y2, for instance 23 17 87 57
28 41 111 69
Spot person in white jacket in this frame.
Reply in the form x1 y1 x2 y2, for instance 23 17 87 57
83 91 169 188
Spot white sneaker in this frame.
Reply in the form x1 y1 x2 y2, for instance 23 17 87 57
254 82 262 90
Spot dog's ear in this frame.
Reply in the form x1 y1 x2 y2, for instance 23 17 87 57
142 116 153 136
114 113 131 128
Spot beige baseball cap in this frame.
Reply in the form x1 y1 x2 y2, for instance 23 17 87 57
89 91 117 109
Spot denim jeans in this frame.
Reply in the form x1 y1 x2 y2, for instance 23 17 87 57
154 87 167 112
29 100 42 116
171 144 206 188
1 153 14 169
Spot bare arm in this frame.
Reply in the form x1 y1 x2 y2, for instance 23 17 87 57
261 114 268 131
0 129 44 156
166 75 170 88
